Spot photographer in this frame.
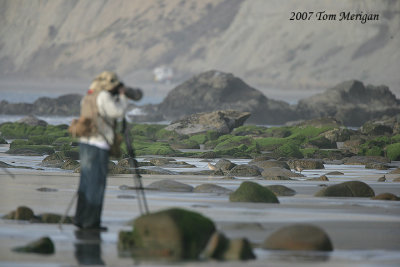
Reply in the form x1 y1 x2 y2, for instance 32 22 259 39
74 71 141 231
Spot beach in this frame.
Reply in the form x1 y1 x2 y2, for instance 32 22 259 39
1 152 400 266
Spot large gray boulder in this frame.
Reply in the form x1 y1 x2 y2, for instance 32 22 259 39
157 70 296 124
165 110 251 135
296 80 400 126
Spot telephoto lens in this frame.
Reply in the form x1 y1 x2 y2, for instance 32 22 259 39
124 86 143 101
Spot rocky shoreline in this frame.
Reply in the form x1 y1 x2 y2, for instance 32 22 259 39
1 71 399 126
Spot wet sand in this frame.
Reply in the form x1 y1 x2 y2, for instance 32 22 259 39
1 164 400 267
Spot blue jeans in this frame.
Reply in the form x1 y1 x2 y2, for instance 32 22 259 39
74 143 109 229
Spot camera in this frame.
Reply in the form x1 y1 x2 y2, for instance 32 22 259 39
124 87 143 101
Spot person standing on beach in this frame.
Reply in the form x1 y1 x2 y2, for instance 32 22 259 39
74 71 141 231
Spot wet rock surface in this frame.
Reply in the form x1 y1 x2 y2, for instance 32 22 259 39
13 236 55 254
263 224 333 251
118 208 216 260
229 181 279 203
147 180 194 192
315 181 375 197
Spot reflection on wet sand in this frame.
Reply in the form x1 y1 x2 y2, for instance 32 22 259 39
74 229 104 266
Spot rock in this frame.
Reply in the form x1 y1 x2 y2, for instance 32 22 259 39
288 159 325 170
325 171 344 175
193 184 232 194
265 185 296 196
41 153 65 168
361 122 394 136
228 164 261 177
365 163 390 170
261 167 304 179
315 181 375 197
229 181 279 203
165 110 251 135
147 180 193 192
251 160 290 170
3 206 35 220
12 236 55 254
263 224 333 251
307 175 329 181
390 168 400 174
139 167 178 175
202 231 256 261
343 156 390 165
157 70 296 124
198 151 218 159
320 127 354 143
149 158 176 166
17 115 48 126
393 177 400 182
35 213 73 224
371 193 400 201
118 208 216 260
60 159 80 170
215 159 237 172
117 158 154 168
36 187 58 192
296 80 400 127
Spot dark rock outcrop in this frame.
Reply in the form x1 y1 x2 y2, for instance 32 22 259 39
0 94 82 116
157 70 297 124
296 80 400 126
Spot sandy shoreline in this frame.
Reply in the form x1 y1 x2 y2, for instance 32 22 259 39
1 167 400 266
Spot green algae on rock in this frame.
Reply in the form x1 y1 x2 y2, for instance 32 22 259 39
118 208 215 260
13 236 55 254
229 181 279 203
315 181 375 197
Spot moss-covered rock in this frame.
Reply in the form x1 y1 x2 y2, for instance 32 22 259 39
315 181 375 197
147 180 193 192
35 213 73 224
265 185 296 196
215 159 237 172
3 206 35 220
6 145 55 156
288 159 325 170
170 139 200 149
13 236 55 254
228 164 261 177
118 208 216 260
213 136 259 157
251 160 290 170
229 181 279 203
263 224 333 251
60 159 80 170
273 142 303 158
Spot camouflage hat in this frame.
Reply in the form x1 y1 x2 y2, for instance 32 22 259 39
89 71 121 92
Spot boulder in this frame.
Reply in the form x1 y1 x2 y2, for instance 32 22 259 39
365 162 390 170
265 185 296 196
118 208 216 260
296 80 400 126
325 171 344 175
16 115 47 126
215 159 237 172
165 110 251 135
288 159 324 170
251 160 290 170
35 213 73 224
149 158 176 166
12 236 55 254
60 159 80 170
371 193 400 201
3 206 35 220
194 184 232 194
228 164 261 177
229 181 279 203
315 181 375 197
147 180 193 192
261 167 304 179
201 232 255 261
307 175 329 181
263 224 333 251
157 70 297 124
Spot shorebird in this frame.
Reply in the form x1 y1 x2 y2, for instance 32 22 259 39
208 162 217 171
295 166 303 174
